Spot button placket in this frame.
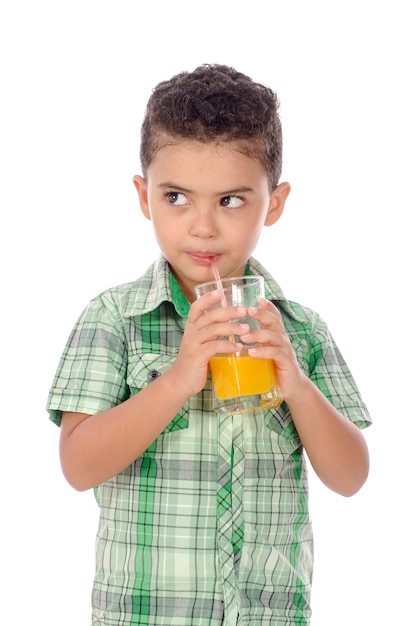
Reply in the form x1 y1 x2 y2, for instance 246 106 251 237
216 413 244 624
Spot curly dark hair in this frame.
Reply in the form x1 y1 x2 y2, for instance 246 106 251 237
140 64 283 190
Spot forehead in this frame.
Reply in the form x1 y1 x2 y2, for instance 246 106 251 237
146 139 269 190
148 138 267 179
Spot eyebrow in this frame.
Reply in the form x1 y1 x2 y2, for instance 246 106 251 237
157 182 255 196
157 182 191 193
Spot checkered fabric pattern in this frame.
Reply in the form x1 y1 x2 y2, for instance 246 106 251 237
47 255 371 625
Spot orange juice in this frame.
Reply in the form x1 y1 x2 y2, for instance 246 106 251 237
209 354 279 400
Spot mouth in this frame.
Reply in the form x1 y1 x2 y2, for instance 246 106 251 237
187 251 222 266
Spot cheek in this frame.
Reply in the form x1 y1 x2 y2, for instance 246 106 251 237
152 217 171 239
245 215 266 240
150 214 182 251
229 226 262 257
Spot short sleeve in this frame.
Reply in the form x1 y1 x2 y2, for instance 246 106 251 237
46 295 129 426
308 314 372 430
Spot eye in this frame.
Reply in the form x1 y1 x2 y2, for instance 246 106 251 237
220 195 244 208
166 191 188 206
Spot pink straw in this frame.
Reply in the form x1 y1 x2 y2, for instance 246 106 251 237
210 260 228 307
211 260 236 346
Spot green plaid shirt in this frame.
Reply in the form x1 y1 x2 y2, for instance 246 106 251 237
47 255 371 626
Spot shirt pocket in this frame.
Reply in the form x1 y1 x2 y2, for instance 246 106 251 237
263 402 302 453
127 353 189 435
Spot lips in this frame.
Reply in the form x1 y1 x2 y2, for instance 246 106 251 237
188 252 221 265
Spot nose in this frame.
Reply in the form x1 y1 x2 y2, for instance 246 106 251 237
189 206 217 239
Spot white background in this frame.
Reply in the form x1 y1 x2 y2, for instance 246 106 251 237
1 1 416 624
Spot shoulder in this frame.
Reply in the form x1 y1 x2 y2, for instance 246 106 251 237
83 256 167 322
248 257 322 330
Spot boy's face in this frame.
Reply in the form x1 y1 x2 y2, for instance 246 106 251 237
134 140 290 301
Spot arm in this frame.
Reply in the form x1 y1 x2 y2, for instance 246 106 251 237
59 290 248 491
244 300 369 497
279 374 369 497
60 369 191 491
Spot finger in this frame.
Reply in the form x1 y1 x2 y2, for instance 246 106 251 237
242 330 287 350
198 321 251 344
212 339 244 355
260 298 280 315
188 290 223 322
247 344 291 364
191 301 248 327
259 298 283 318
247 305 283 330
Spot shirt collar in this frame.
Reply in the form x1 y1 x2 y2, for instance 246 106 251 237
245 257 306 322
123 254 306 324
123 254 189 319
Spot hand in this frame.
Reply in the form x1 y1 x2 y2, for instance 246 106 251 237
242 300 370 497
241 298 306 401
169 290 251 396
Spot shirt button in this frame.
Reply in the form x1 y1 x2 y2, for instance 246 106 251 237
149 369 161 381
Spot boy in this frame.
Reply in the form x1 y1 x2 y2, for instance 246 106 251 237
47 64 371 625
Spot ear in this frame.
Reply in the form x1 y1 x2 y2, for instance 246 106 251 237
264 182 291 227
133 175 151 220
